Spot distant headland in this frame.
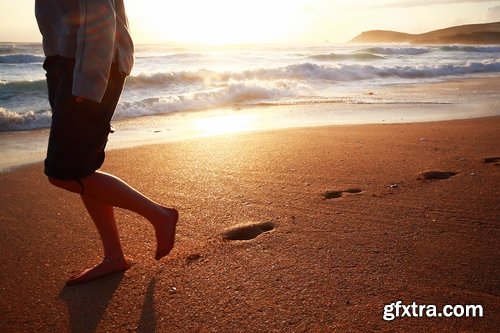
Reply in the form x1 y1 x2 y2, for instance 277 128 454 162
350 22 500 44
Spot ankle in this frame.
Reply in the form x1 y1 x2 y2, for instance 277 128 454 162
149 205 172 224
103 255 126 263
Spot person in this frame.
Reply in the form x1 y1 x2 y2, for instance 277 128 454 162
35 0 178 285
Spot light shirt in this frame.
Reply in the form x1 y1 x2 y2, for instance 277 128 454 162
35 0 134 102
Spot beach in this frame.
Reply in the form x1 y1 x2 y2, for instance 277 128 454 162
2 1 500 328
1 112 499 331
1 41 500 332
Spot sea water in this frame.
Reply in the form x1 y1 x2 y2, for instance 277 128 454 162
1 42 500 132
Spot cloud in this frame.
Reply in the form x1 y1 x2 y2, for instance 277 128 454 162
375 0 497 8
486 5 500 21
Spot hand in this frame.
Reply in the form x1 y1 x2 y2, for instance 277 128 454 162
75 96 86 103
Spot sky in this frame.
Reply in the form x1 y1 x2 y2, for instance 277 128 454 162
0 0 499 45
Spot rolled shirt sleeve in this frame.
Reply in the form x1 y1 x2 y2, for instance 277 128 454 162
73 0 116 103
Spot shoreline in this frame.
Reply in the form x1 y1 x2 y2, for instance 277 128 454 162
1 75 499 172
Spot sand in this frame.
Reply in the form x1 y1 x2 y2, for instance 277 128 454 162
0 116 499 332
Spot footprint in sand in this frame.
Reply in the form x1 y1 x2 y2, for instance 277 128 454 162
222 221 275 241
185 253 204 264
323 188 362 199
483 157 500 165
418 170 457 180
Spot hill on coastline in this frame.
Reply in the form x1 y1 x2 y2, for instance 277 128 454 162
350 22 500 44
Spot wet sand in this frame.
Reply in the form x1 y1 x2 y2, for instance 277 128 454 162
0 116 499 332
1 75 499 173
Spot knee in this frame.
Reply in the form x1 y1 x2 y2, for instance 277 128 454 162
47 176 84 194
48 176 69 190
48 176 63 188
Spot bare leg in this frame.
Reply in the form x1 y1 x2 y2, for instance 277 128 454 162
82 195 124 260
49 171 178 261
66 196 130 285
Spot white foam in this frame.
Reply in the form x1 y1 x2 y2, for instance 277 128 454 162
0 54 44 64
2 42 500 133
126 58 500 88
116 79 309 119
0 107 51 131
362 47 430 55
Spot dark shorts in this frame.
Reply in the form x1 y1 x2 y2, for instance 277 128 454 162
43 56 125 180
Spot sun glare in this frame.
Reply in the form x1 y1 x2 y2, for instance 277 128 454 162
192 113 256 137
127 0 308 45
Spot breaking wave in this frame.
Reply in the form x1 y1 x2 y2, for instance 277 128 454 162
2 41 499 132
115 79 309 119
127 59 500 87
310 52 384 61
361 47 430 55
0 107 51 131
439 45 500 53
0 54 45 64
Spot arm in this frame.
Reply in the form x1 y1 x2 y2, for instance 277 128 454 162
73 0 117 103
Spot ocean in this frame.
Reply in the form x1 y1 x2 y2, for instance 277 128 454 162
1 42 500 132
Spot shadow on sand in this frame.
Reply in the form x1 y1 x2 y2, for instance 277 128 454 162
59 273 125 333
137 278 157 333
59 275 158 333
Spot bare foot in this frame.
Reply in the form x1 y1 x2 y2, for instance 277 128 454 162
154 207 179 260
66 257 130 286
